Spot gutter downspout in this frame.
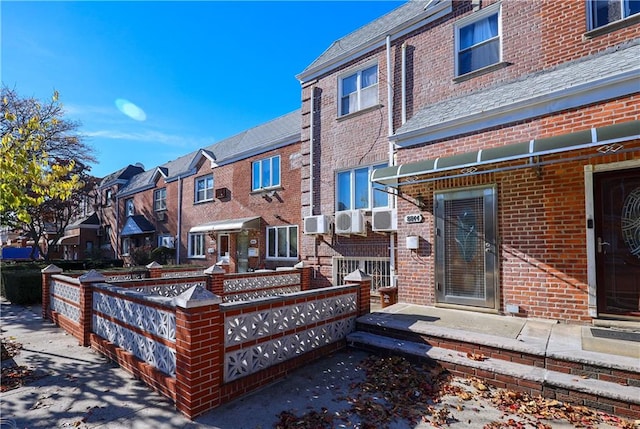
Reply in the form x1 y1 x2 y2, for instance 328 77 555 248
115 193 120 260
401 42 407 125
309 86 315 217
176 176 183 265
386 35 397 288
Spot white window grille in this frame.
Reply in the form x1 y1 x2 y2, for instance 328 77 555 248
333 256 391 292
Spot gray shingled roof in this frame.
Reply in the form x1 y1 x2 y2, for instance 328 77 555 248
115 109 301 196
298 1 445 81
395 41 640 139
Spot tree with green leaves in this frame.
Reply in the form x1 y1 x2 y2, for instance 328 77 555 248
1 86 96 259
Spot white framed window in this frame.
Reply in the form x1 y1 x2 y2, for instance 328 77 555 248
105 189 112 206
336 163 389 211
339 64 378 116
195 174 214 203
252 155 281 191
154 188 167 211
454 2 502 77
267 225 298 259
188 233 206 258
588 0 640 29
125 198 135 216
122 237 131 256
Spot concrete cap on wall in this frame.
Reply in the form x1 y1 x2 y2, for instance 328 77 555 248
41 264 63 274
79 270 107 283
173 285 221 308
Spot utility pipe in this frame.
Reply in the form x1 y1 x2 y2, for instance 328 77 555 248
385 35 397 288
176 176 183 264
309 86 315 217
401 42 407 125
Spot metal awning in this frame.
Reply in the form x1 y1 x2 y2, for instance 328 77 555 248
56 235 80 246
373 120 640 186
189 216 261 234
121 215 155 237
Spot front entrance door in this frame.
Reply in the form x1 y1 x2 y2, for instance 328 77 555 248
237 231 250 273
435 186 498 309
594 168 640 317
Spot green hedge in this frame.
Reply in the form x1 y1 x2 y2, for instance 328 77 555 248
0 265 43 305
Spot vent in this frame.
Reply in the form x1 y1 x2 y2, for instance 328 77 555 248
160 236 175 248
372 209 398 232
303 215 332 235
335 210 366 235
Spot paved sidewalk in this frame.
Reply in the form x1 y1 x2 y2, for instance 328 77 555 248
1 301 634 429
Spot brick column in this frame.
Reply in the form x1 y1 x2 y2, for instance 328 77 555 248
41 264 63 320
204 265 225 296
295 262 312 291
78 270 106 347
344 269 371 316
174 287 223 419
146 261 163 278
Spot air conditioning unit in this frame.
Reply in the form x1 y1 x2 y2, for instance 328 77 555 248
303 215 332 235
335 210 366 236
161 236 175 248
372 209 398 232
156 211 166 221
215 187 229 199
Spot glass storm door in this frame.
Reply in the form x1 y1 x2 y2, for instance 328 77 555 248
594 168 640 317
435 186 498 308
237 231 250 273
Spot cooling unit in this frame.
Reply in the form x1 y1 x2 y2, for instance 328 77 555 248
160 236 175 248
303 215 332 235
372 209 398 232
334 210 366 235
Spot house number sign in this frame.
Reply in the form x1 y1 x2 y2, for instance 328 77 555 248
405 214 424 224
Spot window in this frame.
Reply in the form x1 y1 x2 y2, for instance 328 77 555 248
333 256 391 292
104 225 111 243
336 164 389 211
267 225 298 259
252 155 281 191
105 189 112 206
188 233 206 258
122 237 131 256
195 174 214 203
125 198 135 216
588 0 640 29
154 188 167 211
455 3 501 76
339 64 378 116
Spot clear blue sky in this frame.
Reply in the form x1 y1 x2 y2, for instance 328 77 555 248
2 1 403 178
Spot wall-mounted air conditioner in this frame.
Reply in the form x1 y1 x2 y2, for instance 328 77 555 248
372 209 398 232
335 210 366 236
303 214 332 235
156 211 166 221
161 236 175 248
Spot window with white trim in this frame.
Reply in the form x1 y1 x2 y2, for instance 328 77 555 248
122 237 131 256
252 155 281 191
154 188 167 211
588 0 640 29
125 198 135 216
188 233 206 258
336 163 389 211
105 189 112 206
339 64 378 116
195 174 214 203
267 225 298 259
455 3 502 76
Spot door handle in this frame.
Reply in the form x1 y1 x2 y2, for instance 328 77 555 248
597 237 610 254
485 242 491 253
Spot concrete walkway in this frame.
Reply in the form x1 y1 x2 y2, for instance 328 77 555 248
1 300 634 428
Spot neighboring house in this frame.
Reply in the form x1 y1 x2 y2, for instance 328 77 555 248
53 213 101 260
100 110 302 272
297 0 639 322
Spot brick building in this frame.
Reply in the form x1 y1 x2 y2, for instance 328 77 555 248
98 110 301 272
297 0 639 322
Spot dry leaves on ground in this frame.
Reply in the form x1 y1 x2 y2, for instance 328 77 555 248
1 337 22 361
1 365 37 392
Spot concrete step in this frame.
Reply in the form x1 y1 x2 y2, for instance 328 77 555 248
347 331 640 420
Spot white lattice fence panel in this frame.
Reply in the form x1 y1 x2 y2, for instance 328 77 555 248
224 317 356 382
92 292 176 342
50 296 80 322
223 273 300 294
93 315 176 376
134 281 206 297
51 280 80 303
161 271 203 278
223 285 300 303
224 293 357 347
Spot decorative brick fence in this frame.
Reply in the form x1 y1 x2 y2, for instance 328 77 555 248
41 263 371 418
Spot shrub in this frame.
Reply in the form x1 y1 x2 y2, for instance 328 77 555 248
150 246 175 265
0 265 43 305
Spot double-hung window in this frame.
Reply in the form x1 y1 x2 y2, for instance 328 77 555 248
125 198 135 216
188 233 206 258
252 155 280 191
339 64 378 116
195 174 214 203
588 0 640 29
455 3 501 76
336 164 389 212
267 225 298 259
154 188 167 211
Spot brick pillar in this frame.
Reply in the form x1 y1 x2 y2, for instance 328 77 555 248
41 264 63 320
174 287 223 419
146 261 163 278
295 261 312 291
204 265 225 296
78 270 106 347
344 269 371 316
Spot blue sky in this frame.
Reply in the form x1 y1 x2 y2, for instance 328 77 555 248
2 1 403 178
